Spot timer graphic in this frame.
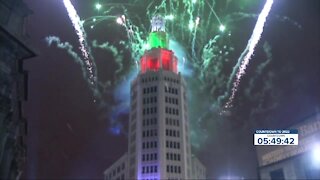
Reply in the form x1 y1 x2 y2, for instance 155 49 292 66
254 130 299 145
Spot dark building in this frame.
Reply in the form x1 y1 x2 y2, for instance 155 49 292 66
256 113 320 180
0 0 35 179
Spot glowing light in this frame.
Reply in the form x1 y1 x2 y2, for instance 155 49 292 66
95 3 102 10
93 18 96 22
192 0 197 3
148 32 168 48
140 49 178 73
219 24 226 32
90 25 94 29
165 14 174 20
62 0 96 85
225 0 274 108
312 143 320 168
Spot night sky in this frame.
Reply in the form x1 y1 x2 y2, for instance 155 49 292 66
23 0 319 179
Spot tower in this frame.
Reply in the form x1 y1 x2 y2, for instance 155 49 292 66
103 16 206 180
128 16 191 180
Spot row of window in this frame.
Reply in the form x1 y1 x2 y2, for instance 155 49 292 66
165 107 179 115
164 76 180 84
165 129 180 137
165 118 180 127
165 96 178 105
143 86 157 94
142 118 157 126
165 86 178 95
106 173 125 180
143 107 157 115
142 129 157 137
166 153 181 161
142 153 158 161
107 163 125 179
142 141 158 149
143 96 157 104
141 76 179 84
166 141 180 149
141 76 158 83
142 165 158 174
166 165 181 173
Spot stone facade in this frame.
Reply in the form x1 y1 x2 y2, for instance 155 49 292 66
0 0 35 179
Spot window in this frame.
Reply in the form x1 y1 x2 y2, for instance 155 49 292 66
270 168 284 180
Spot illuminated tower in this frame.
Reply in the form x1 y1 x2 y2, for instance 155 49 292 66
103 16 206 180
128 15 191 180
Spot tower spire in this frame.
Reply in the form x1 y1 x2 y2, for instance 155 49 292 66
148 15 169 49
140 15 177 73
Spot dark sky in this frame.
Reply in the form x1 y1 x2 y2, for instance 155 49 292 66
23 0 319 179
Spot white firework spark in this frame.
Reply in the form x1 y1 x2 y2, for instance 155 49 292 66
63 0 96 85
225 0 274 108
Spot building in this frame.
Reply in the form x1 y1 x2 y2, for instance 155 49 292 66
103 153 128 180
256 113 320 180
190 155 206 179
104 16 206 180
0 0 35 179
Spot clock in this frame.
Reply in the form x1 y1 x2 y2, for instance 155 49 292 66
254 130 298 145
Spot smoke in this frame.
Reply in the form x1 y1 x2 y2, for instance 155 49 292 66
46 36 88 84
92 40 124 74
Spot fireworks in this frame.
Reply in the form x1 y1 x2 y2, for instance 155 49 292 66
62 0 96 86
224 0 274 108
51 0 288 141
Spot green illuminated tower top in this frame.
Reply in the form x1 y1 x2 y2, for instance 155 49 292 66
148 15 169 49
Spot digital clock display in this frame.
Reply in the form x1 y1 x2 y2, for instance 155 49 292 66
254 129 298 145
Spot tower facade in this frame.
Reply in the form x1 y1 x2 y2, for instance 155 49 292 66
104 16 205 180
